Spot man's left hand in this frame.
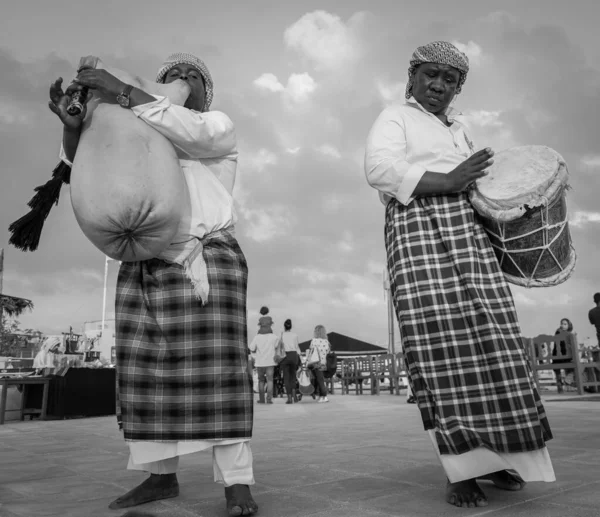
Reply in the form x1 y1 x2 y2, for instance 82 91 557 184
75 69 126 100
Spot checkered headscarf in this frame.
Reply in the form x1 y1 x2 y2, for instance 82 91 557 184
405 41 469 99
156 52 214 111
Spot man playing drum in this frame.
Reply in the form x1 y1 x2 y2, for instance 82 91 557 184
48 53 257 516
364 41 555 508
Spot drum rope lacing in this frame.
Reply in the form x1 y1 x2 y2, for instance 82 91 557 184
484 191 571 287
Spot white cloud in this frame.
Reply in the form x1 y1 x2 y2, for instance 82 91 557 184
376 80 406 106
246 148 278 171
241 206 292 243
71 268 104 284
350 292 380 308
322 193 344 214
292 267 339 284
0 100 34 125
253 73 285 93
285 147 301 155
317 144 342 159
253 72 317 104
337 230 354 252
234 148 279 209
451 40 484 66
286 73 317 103
570 210 600 227
366 260 386 277
284 10 366 71
466 109 503 128
290 268 382 308
581 155 600 169
513 291 536 307
549 293 574 306
524 108 555 129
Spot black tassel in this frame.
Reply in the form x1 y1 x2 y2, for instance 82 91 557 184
8 161 72 252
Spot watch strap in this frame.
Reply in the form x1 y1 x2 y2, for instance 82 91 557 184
118 84 134 107
122 84 134 97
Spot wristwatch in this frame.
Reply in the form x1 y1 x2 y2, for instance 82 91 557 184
116 84 134 108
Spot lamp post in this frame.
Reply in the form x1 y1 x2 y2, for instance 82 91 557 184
384 267 403 395
101 256 109 336
0 247 4 296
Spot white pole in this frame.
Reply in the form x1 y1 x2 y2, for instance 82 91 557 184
101 256 109 336
384 267 400 395
387 292 396 356
383 268 395 355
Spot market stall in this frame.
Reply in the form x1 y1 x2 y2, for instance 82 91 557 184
2 330 116 421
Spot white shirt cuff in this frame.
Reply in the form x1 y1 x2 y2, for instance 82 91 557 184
59 144 73 168
395 163 427 205
130 95 167 117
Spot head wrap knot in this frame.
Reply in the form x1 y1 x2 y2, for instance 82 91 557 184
405 41 469 100
156 52 214 111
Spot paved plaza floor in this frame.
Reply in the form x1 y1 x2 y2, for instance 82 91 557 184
1 393 599 517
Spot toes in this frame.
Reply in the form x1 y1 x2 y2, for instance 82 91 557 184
228 505 243 517
476 497 489 507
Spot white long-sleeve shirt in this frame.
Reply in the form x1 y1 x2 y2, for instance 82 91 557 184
60 96 238 260
364 97 475 206
249 333 280 368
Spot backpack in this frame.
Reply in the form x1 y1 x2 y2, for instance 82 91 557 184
324 351 338 379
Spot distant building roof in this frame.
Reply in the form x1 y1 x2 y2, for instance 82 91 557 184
299 331 387 354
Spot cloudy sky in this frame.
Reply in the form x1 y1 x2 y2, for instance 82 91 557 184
1 0 599 347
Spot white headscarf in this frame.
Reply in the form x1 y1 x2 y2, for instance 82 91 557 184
156 52 214 112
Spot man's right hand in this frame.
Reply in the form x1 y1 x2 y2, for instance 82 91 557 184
446 148 495 192
48 77 91 130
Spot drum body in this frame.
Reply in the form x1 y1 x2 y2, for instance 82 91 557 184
469 145 576 288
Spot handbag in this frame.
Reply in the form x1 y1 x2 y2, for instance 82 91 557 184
273 337 286 364
298 368 315 395
306 346 321 368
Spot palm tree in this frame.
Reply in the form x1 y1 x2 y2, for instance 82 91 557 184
0 295 34 318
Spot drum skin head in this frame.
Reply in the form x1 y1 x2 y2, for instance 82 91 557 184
470 145 568 222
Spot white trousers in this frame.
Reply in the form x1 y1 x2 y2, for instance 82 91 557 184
427 430 555 483
127 441 255 487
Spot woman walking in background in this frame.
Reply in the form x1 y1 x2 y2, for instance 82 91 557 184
280 319 302 404
306 325 332 403
553 318 576 393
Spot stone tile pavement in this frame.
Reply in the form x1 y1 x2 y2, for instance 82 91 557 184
1 393 599 517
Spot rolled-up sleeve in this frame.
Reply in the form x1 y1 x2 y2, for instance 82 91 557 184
131 96 237 159
364 109 426 205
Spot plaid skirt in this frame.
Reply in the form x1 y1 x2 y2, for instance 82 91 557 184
385 194 553 455
115 229 253 442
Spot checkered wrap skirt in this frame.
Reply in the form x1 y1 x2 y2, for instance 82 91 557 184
115 229 253 442
385 194 553 456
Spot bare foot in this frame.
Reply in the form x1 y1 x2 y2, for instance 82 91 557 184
225 484 258 516
446 479 488 508
480 470 526 491
108 473 179 510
